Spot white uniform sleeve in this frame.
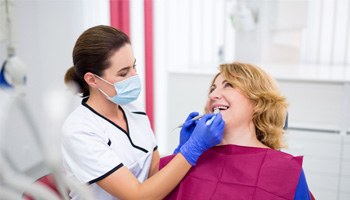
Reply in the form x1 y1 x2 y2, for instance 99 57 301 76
61 122 123 184
150 129 158 151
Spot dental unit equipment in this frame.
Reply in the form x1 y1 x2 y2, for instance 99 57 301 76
0 1 95 199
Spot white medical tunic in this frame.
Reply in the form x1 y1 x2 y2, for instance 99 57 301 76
61 99 157 200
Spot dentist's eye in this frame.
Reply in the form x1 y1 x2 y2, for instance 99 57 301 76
119 71 128 77
118 67 131 77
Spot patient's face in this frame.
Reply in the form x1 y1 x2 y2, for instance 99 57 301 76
206 74 254 130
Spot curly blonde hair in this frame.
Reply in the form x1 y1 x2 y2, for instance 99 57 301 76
206 62 288 149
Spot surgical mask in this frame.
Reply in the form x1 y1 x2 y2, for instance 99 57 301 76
95 74 141 105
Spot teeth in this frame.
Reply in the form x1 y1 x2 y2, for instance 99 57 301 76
213 106 228 112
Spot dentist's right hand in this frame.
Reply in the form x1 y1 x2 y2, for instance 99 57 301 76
180 113 225 166
173 112 199 154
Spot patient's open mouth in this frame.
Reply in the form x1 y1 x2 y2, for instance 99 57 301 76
212 106 228 112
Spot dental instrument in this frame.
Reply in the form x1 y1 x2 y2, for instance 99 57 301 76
205 108 220 125
176 108 220 129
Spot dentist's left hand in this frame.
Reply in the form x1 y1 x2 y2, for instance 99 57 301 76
180 113 225 166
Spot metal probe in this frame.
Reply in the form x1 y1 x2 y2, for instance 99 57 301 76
176 108 220 129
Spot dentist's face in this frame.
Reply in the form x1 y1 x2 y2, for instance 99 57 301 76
97 44 137 97
206 74 254 130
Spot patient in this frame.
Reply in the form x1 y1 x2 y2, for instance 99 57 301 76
160 62 312 200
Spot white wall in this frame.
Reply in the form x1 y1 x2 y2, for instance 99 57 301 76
154 0 236 154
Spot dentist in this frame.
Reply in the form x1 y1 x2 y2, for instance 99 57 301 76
61 25 225 200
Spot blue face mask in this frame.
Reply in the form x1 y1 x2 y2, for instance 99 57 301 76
96 74 141 105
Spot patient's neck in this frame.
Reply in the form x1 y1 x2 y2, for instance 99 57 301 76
220 125 269 148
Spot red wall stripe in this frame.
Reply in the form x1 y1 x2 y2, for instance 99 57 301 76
144 0 154 130
110 0 154 130
110 0 130 36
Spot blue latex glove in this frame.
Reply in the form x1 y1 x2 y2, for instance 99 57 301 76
180 113 225 165
174 112 199 154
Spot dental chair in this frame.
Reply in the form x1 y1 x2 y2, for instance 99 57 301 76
23 174 64 200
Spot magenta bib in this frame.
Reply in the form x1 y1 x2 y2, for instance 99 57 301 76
160 145 303 200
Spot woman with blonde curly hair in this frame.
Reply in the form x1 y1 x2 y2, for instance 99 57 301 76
160 62 313 200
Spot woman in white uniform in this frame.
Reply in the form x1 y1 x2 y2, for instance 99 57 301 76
61 25 225 200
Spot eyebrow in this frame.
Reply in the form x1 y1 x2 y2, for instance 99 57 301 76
212 79 227 85
117 59 136 73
